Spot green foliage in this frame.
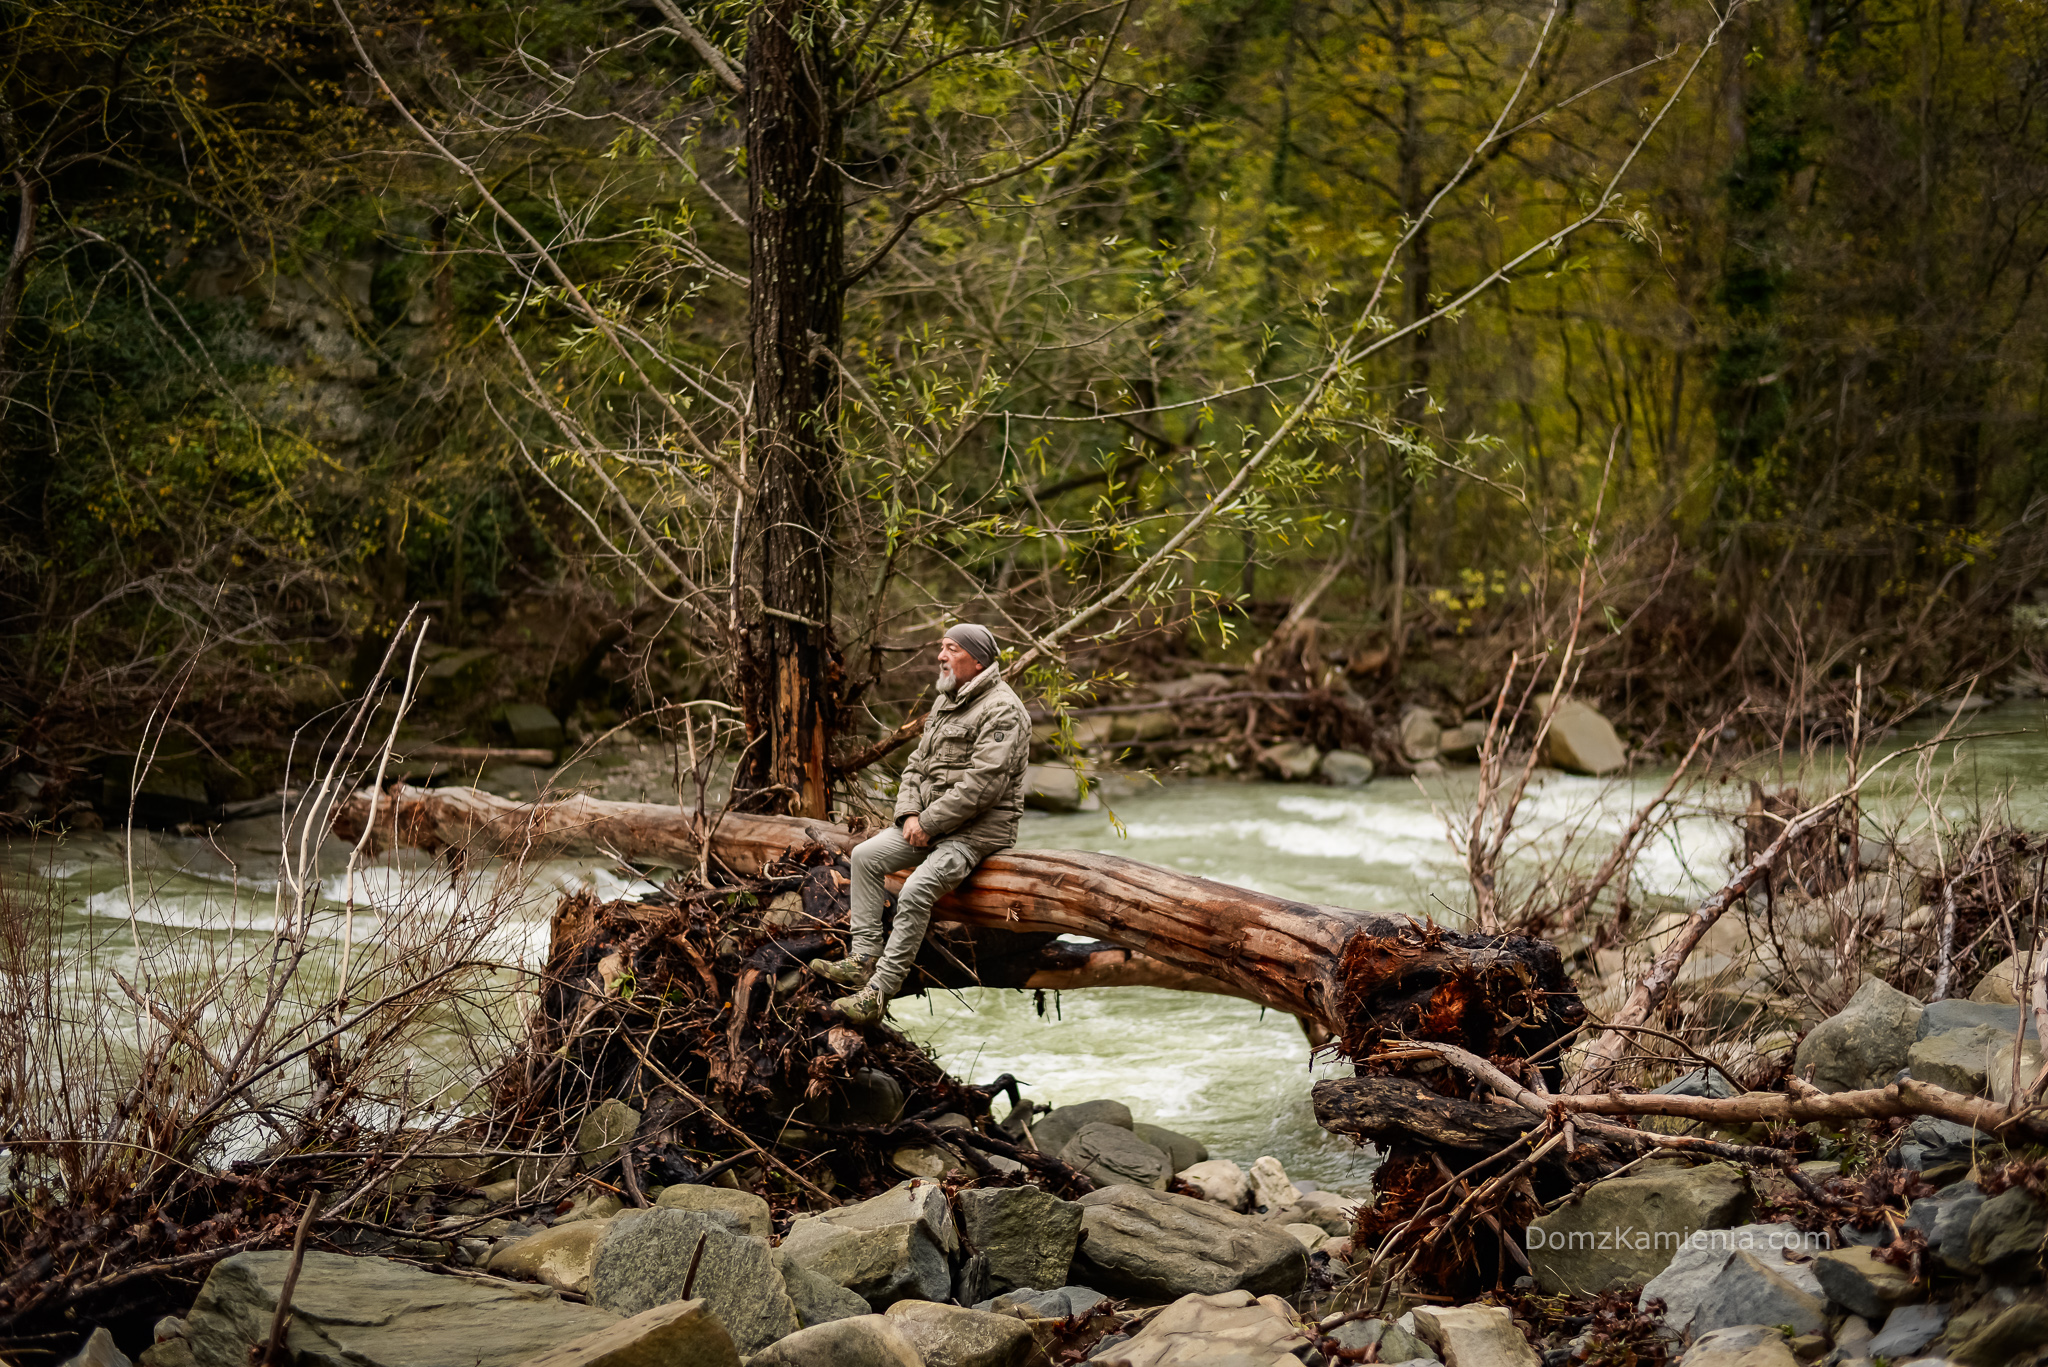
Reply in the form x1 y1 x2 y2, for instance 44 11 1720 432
3 0 2045 733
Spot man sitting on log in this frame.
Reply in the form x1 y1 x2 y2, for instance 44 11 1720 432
811 624 1032 1023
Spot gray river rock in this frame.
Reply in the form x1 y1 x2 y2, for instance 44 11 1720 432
1968 1186 2048 1273
1060 1120 1173 1189
882 1301 1035 1367
1908 1182 1987 1271
150 1251 618 1367
60 1330 129 1367
1636 1224 1824 1338
1794 977 1922 1093
772 1248 872 1328
651 1183 772 1238
514 1300 740 1367
1104 1290 1311 1367
1070 1185 1307 1300
1133 1121 1209 1172
956 1186 1084 1295
745 1315 924 1367
1811 1246 1921 1322
486 1221 606 1296
1028 1099 1132 1159
1689 1252 1827 1339
779 1181 960 1308
589 1209 798 1354
1526 1161 1751 1294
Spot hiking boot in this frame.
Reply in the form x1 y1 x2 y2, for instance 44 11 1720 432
829 984 887 1026
808 956 875 989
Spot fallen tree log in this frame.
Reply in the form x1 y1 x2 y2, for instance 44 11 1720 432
334 784 1582 1055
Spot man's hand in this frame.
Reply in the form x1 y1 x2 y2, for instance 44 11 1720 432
902 814 931 848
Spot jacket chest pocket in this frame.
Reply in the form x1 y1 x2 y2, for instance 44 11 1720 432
936 721 976 762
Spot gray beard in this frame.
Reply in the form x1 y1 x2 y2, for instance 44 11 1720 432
935 667 958 695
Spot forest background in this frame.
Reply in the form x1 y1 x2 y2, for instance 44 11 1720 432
3 0 2046 818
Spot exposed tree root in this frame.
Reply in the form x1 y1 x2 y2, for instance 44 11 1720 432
489 853 1119 1211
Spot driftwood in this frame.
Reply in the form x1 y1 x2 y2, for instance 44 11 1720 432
1316 1035 2048 1174
1312 1075 1547 1155
1551 1076 2048 1140
333 784 1582 1055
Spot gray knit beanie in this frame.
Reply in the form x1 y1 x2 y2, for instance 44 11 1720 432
943 623 998 667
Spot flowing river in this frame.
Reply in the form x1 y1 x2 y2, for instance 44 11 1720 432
5 695 2042 1193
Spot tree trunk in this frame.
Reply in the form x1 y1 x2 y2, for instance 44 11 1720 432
0 169 38 395
735 0 843 818
1385 0 1427 668
332 783 1582 1055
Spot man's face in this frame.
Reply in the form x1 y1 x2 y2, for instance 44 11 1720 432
937 637 983 693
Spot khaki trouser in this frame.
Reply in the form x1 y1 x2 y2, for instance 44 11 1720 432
848 826 983 996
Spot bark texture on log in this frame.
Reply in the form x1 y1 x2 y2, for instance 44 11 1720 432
334 784 1581 1052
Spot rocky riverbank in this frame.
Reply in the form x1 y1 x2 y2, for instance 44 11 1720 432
49 890 2048 1367
76 1004 2048 1367
98 1102 1378 1367
1500 956 2048 1366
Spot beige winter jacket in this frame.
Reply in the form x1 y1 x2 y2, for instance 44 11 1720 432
891 663 1032 856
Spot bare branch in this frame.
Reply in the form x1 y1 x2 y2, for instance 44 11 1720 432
844 1 1128 110
1565 729 1973 1095
842 2 1133 287
332 0 754 498
648 0 747 95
